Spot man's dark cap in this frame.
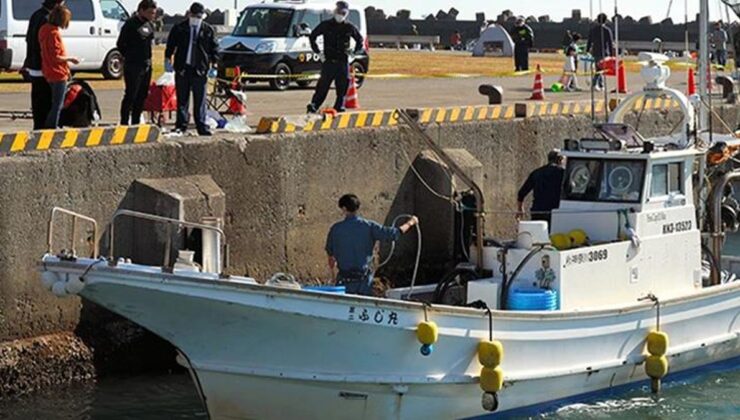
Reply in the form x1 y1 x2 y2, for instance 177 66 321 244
336 1 349 11
190 2 205 15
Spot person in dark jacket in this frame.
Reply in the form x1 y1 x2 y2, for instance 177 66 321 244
164 2 219 136
23 0 64 130
510 17 534 72
586 13 614 91
516 150 566 229
307 1 364 113
117 0 157 126
325 194 418 296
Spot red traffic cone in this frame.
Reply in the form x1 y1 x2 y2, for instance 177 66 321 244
529 65 545 101
616 63 628 94
687 68 697 96
344 68 360 110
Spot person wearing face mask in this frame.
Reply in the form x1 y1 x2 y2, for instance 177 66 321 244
307 1 364 114
23 0 65 130
117 0 157 126
164 2 219 136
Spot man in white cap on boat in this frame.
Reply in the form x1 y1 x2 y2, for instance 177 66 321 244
325 194 418 296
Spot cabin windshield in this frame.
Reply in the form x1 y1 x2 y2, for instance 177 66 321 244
563 158 646 203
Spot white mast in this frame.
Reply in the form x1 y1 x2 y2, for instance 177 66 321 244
614 0 620 101
699 0 710 132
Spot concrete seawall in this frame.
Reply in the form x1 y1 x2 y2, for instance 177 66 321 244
0 107 724 396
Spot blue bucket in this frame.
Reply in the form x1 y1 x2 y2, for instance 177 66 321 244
508 289 559 311
303 285 346 294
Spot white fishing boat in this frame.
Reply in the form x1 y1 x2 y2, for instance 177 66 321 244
37 5 740 418
38 53 740 419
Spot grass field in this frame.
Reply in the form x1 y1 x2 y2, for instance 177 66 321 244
0 47 709 93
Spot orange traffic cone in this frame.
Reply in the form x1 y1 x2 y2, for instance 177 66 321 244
687 68 697 96
616 63 628 94
529 65 545 101
344 68 360 110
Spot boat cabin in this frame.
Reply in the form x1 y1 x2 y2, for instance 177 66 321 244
468 124 703 312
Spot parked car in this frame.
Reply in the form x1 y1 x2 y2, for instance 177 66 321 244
0 0 129 79
218 1 369 91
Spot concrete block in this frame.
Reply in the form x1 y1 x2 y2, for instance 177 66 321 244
410 149 483 271
119 175 226 267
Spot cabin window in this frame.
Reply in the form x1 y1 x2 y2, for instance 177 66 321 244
651 163 683 197
563 158 646 203
668 163 683 193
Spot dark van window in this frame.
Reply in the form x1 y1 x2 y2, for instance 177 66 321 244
12 0 36 20
68 0 95 22
348 10 361 28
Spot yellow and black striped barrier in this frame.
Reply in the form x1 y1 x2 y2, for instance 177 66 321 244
517 100 610 118
0 125 160 156
256 105 518 135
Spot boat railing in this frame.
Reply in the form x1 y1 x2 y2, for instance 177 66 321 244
108 209 228 275
47 207 99 259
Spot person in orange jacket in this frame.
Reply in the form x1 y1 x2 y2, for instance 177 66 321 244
39 5 79 129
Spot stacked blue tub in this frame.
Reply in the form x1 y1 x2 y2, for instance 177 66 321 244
508 289 559 311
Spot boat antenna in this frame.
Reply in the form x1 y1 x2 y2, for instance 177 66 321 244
614 0 620 104
699 0 711 140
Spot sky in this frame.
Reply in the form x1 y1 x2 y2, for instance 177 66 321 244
119 0 738 23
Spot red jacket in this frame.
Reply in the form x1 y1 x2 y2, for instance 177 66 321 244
39 23 70 83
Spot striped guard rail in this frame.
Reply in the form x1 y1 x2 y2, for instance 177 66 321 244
0 125 160 156
256 104 518 134
517 100 610 118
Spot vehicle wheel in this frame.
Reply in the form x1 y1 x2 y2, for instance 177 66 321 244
350 62 366 89
269 63 291 91
102 50 124 80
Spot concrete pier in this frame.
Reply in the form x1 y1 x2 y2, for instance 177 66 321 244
0 106 727 396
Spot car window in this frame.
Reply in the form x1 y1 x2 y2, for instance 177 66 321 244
100 0 128 20
297 9 322 33
348 10 361 28
12 0 36 20
68 0 95 22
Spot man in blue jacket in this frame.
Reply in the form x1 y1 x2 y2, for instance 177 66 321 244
326 194 418 296
165 2 219 136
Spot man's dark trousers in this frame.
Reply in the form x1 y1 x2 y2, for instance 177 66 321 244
515 45 529 71
175 66 207 132
311 59 350 111
120 64 152 125
31 76 52 130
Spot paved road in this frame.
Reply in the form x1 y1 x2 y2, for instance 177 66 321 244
0 71 690 132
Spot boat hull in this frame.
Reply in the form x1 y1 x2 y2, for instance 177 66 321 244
41 259 740 419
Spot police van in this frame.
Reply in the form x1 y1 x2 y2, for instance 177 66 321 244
219 0 369 91
0 0 129 79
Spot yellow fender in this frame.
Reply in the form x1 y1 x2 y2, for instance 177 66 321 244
416 321 439 346
550 233 572 250
480 367 504 393
645 355 669 379
478 340 504 368
569 229 588 247
647 331 669 357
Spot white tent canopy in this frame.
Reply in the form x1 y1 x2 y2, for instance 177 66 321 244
473 25 515 57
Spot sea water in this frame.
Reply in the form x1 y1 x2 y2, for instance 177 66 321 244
0 366 738 419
